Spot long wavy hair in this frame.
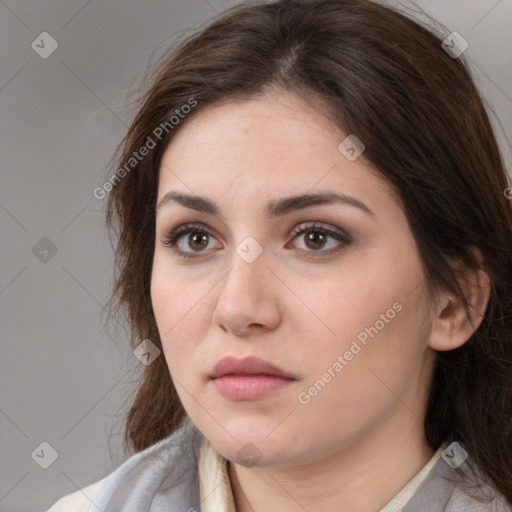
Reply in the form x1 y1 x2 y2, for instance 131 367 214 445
104 0 512 502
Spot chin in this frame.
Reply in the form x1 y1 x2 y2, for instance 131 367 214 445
198 419 308 468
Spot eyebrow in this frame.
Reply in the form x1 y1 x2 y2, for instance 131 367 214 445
156 190 376 219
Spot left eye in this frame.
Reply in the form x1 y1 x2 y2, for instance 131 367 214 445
161 222 350 259
289 222 349 253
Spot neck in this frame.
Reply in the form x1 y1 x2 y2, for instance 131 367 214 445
228 413 435 512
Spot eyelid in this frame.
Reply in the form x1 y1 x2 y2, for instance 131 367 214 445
289 221 350 242
160 222 220 248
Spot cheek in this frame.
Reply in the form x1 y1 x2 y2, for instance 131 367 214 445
292 297 429 440
151 275 188 362
150 270 212 381
297 260 399 348
295 245 427 380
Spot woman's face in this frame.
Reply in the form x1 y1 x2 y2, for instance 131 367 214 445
151 91 437 467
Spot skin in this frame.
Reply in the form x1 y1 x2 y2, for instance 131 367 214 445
151 90 490 512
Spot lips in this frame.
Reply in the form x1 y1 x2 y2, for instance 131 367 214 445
210 356 295 379
210 356 296 400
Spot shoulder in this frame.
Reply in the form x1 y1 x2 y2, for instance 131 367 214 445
447 478 511 512
446 453 511 511
46 419 204 511
447 486 511 512
46 480 103 512
404 442 511 511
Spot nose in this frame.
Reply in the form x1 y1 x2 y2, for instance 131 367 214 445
211 247 281 337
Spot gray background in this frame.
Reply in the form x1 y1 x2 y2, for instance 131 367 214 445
1 1 511 511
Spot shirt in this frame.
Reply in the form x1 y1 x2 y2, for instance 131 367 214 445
46 417 511 511
197 431 444 511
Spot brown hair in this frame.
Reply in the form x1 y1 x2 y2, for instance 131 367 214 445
105 0 512 502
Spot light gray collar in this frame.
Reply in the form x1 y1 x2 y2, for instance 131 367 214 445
87 419 510 512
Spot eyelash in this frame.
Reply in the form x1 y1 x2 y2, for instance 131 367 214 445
160 222 351 260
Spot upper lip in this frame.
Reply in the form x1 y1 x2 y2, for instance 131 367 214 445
210 356 296 379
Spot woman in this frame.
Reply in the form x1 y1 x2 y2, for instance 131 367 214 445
48 0 512 510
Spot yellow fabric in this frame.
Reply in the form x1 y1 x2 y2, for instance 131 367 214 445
198 436 237 511
198 438 445 512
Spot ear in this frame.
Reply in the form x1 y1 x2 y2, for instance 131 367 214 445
428 246 491 352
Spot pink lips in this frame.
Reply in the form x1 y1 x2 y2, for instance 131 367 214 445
210 356 296 400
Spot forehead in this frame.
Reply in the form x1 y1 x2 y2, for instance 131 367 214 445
157 91 399 217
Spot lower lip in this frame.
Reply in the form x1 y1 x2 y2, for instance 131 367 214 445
212 375 294 400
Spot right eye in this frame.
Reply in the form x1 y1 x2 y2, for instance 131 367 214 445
161 223 222 259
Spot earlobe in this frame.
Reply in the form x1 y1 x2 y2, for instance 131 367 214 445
428 247 491 352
